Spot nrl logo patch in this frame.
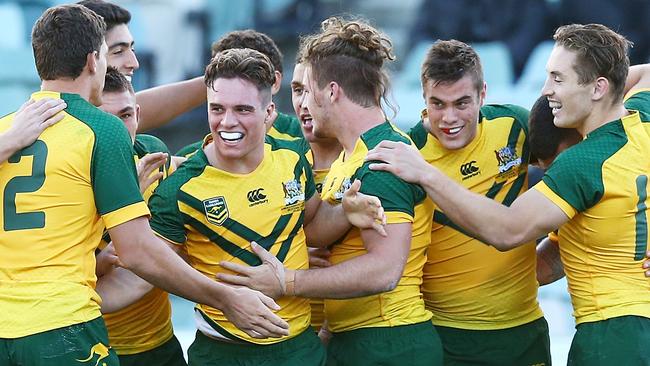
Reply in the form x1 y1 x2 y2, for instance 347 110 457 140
494 146 522 174
203 196 229 226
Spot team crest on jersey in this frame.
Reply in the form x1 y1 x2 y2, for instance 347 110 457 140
495 146 522 173
203 196 229 226
281 179 305 214
333 177 352 201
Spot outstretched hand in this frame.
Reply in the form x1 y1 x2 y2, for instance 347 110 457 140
10 98 66 148
218 242 288 300
342 179 387 236
365 140 430 184
137 152 168 193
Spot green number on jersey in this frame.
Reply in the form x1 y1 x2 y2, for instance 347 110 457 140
3 141 48 231
635 174 648 260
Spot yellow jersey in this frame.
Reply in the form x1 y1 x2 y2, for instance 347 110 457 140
321 121 433 333
0 91 149 338
534 91 650 324
409 104 543 330
149 135 315 344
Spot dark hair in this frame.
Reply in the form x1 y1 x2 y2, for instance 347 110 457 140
421 40 484 94
303 17 395 109
32 4 106 80
529 95 582 161
211 30 283 73
205 48 275 103
103 66 134 94
554 23 632 103
77 0 131 31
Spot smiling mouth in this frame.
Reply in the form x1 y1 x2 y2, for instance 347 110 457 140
301 115 313 129
218 131 244 142
440 126 463 135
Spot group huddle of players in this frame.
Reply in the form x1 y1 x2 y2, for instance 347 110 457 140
1 1 650 366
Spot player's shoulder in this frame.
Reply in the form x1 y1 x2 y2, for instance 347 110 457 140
175 139 204 157
134 134 171 156
407 120 430 150
481 103 529 134
361 121 411 150
265 134 310 157
62 93 126 136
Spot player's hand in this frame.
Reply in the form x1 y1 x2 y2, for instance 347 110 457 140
342 179 387 236
643 250 650 277
136 152 167 193
318 320 332 345
365 140 430 184
220 285 290 339
308 247 331 268
9 98 66 149
95 242 124 277
218 241 287 299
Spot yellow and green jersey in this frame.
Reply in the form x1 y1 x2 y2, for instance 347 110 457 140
149 135 316 344
321 121 433 333
175 112 304 158
409 104 543 330
0 91 149 338
268 112 304 141
102 134 174 355
533 90 650 325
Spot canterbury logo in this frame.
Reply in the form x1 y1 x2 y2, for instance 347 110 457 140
247 188 267 203
460 161 480 177
76 343 110 366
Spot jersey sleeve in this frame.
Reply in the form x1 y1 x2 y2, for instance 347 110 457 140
301 152 316 201
533 146 604 219
624 89 650 114
90 115 149 229
355 163 424 223
148 178 187 245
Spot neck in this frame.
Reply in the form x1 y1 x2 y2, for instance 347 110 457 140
41 78 93 103
310 140 343 170
334 102 386 156
203 140 264 175
580 100 628 136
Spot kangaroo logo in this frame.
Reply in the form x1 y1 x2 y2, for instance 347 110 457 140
203 196 229 226
76 343 111 366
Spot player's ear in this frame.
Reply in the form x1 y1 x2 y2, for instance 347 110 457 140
264 102 276 129
272 71 282 94
87 51 98 74
135 103 141 125
592 76 609 102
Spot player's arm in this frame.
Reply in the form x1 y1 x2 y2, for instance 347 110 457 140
624 63 650 95
0 98 66 163
136 76 206 132
366 140 569 251
108 216 290 338
536 235 565 286
303 179 386 247
219 222 411 299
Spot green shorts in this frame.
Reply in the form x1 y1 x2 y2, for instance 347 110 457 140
568 315 650 366
435 317 551 366
0 316 119 366
118 335 187 366
188 327 325 366
326 321 443 366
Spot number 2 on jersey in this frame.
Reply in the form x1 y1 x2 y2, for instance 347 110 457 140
3 141 48 231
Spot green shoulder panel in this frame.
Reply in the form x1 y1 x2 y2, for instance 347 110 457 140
148 151 208 243
625 90 650 116
61 93 143 216
407 121 430 150
542 120 627 212
357 122 425 216
481 104 530 136
175 139 203 157
266 135 316 201
134 134 172 172
273 112 304 139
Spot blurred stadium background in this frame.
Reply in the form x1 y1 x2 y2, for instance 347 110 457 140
3 0 648 363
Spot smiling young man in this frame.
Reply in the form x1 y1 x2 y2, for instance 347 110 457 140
368 24 650 365
389 39 551 366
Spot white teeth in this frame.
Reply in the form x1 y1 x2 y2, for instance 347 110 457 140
219 132 243 141
448 127 462 134
124 75 132 82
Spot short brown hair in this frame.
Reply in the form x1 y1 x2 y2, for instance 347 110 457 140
553 23 632 103
421 40 484 94
103 66 134 94
32 4 106 80
302 17 395 109
211 30 283 73
77 0 131 31
205 48 275 103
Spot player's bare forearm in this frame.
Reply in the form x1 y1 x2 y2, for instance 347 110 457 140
0 133 21 164
303 197 351 247
136 76 206 132
294 223 410 298
97 266 154 313
536 237 565 285
108 217 229 309
624 63 650 95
